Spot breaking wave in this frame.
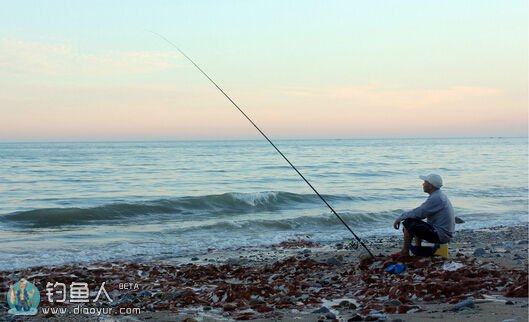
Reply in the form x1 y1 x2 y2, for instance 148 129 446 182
2 191 365 228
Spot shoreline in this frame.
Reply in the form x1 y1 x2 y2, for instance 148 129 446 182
1 223 527 321
3 220 527 272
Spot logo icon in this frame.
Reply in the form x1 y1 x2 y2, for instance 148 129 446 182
7 279 40 315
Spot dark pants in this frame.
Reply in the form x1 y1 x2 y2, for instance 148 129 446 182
403 218 441 244
15 299 30 311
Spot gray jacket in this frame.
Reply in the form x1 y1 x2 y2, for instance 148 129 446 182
398 189 455 243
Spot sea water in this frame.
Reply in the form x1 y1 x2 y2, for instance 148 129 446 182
0 138 527 270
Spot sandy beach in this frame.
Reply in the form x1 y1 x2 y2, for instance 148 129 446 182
1 223 527 321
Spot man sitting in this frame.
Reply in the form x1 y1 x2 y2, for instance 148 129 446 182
393 174 455 257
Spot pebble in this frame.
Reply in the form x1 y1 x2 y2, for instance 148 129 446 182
473 248 486 257
452 298 475 311
171 291 184 299
348 314 365 321
325 312 337 319
368 310 387 320
385 299 402 306
516 239 528 245
137 290 152 298
339 300 357 309
249 295 265 305
326 257 342 266
312 306 330 314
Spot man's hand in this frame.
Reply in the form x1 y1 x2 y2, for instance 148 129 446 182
393 218 401 230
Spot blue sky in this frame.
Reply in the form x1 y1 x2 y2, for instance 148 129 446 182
0 1 527 140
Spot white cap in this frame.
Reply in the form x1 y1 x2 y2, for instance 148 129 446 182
419 173 443 188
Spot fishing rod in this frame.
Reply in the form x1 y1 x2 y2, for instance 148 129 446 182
151 32 374 258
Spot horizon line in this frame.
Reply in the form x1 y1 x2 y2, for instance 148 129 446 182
0 135 526 144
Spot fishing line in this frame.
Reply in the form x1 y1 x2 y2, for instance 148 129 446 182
150 31 374 258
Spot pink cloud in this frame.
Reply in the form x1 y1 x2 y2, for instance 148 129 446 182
283 85 502 110
0 38 180 76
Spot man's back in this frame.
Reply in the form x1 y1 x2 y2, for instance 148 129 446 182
425 189 455 243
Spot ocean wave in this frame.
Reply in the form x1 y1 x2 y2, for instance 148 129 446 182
2 191 360 228
165 210 400 234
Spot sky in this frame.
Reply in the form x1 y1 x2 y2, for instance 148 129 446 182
0 0 527 141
